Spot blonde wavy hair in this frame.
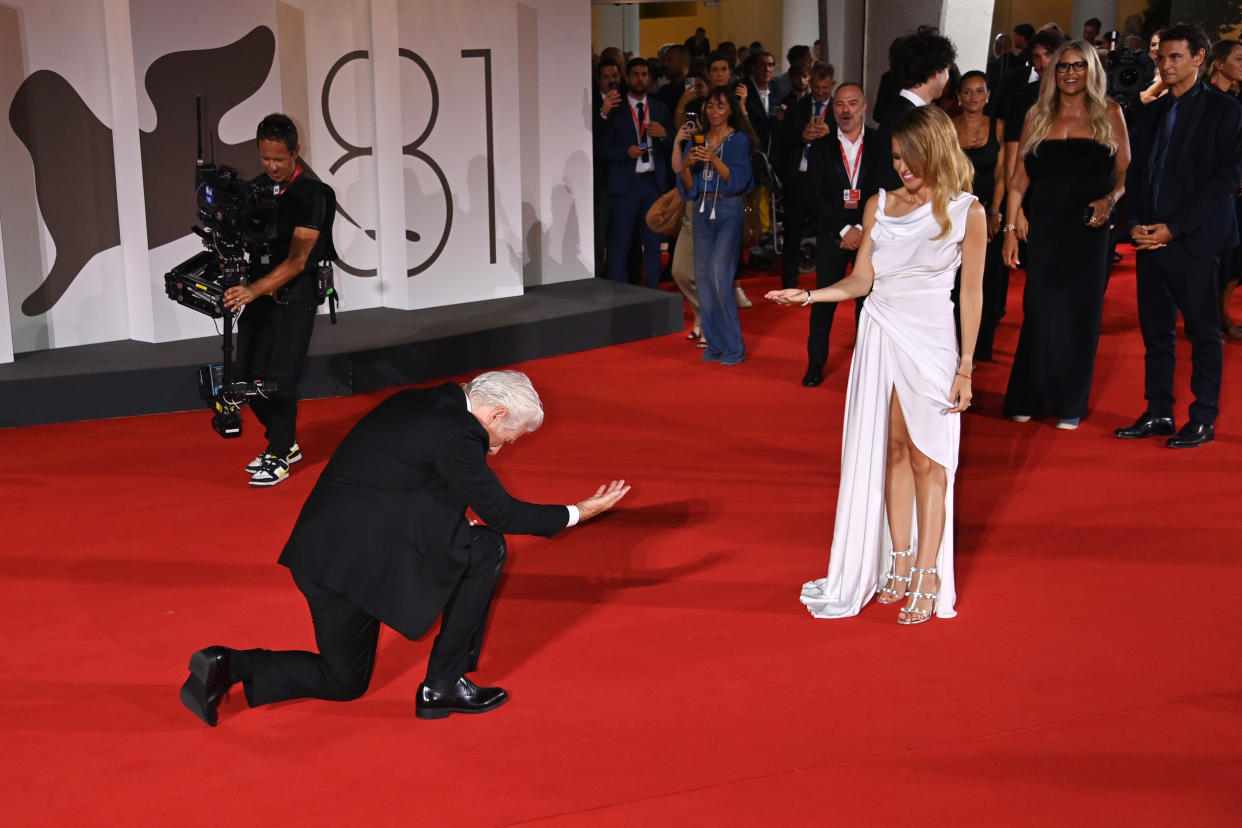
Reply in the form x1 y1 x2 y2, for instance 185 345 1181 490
1020 40 1115 157
891 105 974 241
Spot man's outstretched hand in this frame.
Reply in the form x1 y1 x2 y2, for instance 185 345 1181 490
576 480 631 522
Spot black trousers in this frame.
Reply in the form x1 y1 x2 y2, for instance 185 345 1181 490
806 239 865 368
234 526 508 707
780 173 813 289
1136 248 1222 425
236 296 317 456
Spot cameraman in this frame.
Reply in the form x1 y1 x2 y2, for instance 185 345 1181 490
223 113 335 487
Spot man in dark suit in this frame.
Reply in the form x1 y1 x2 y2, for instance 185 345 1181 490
737 50 778 154
774 62 837 289
801 83 889 387
1116 24 1242 448
593 59 623 278
873 29 956 188
598 58 673 288
179 371 630 725
996 28 1063 185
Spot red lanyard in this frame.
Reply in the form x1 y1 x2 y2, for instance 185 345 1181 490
629 99 648 142
839 136 863 189
277 165 303 196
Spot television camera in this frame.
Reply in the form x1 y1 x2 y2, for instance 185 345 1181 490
1102 30 1154 109
163 98 279 438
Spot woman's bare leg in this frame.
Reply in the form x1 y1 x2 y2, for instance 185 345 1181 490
894 396 947 622
879 388 915 602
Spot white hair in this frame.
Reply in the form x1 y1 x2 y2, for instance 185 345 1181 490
461 370 545 432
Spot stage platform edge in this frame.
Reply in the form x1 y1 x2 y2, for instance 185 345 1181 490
1 280 682 429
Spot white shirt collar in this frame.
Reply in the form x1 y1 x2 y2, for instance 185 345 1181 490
628 93 647 107
899 88 928 107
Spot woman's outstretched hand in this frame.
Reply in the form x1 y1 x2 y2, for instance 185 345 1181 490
765 289 808 305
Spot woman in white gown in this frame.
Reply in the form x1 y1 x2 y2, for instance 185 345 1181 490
768 106 986 624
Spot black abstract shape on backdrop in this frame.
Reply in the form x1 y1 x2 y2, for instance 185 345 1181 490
8 71 121 316
7 26 275 317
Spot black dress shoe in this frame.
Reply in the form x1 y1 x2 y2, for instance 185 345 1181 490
1114 412 1176 439
802 365 824 387
415 676 509 720
179 646 233 727
1166 421 1214 448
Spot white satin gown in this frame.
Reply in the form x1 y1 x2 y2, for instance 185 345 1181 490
800 189 976 619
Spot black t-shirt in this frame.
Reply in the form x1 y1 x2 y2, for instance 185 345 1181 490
252 170 335 303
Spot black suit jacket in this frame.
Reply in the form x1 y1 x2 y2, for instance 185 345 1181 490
278 384 569 640
743 79 776 154
772 95 837 182
874 96 917 189
1129 82 1242 259
810 126 888 243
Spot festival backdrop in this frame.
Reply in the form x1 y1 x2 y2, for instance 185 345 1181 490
0 0 593 361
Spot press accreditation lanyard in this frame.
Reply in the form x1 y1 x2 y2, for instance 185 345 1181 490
628 100 648 142
839 134 862 209
275 165 303 196
839 136 863 190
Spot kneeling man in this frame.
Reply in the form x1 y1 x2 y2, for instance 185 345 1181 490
180 371 629 724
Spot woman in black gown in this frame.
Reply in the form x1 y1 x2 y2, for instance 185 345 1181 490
1001 41 1129 429
953 70 1007 360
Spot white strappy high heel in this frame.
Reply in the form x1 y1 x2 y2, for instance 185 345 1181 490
876 548 914 604
898 566 938 625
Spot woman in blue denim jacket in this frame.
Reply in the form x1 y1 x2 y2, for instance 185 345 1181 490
675 86 755 365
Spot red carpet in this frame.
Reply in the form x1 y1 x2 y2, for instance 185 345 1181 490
2 251 1240 825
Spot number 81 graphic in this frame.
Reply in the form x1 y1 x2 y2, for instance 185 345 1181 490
320 48 496 277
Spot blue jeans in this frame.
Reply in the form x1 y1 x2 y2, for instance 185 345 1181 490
693 196 746 363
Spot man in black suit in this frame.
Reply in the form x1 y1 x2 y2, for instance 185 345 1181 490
801 83 889 387
873 29 956 188
774 62 837 289
598 58 673 287
593 59 623 278
1116 24 1242 448
737 50 778 154
996 28 1063 185
179 371 630 725
685 27 710 63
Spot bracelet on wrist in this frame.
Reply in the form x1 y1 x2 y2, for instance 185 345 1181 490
1002 224 1016 232
956 371 972 380
800 289 813 306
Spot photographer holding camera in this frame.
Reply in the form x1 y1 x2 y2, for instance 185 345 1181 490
223 113 335 487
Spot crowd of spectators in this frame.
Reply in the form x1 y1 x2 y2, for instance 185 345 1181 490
591 14 1242 445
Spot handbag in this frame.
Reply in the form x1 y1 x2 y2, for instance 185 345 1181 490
645 188 684 238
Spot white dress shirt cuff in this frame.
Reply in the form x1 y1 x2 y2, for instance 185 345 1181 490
565 505 580 527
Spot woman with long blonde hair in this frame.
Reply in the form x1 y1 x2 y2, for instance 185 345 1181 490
767 106 986 624
1001 40 1128 429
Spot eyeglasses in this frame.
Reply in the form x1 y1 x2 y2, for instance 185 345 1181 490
1055 60 1088 74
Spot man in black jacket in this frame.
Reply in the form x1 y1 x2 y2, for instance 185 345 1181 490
873 30 956 189
224 114 336 488
801 83 889 387
180 371 630 725
774 63 836 289
1116 24 1242 448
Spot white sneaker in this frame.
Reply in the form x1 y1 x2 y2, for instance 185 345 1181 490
249 455 290 487
245 442 301 474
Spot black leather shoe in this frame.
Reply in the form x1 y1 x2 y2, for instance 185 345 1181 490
415 676 509 720
1166 421 1214 448
802 365 824 387
1114 412 1175 439
179 646 233 727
